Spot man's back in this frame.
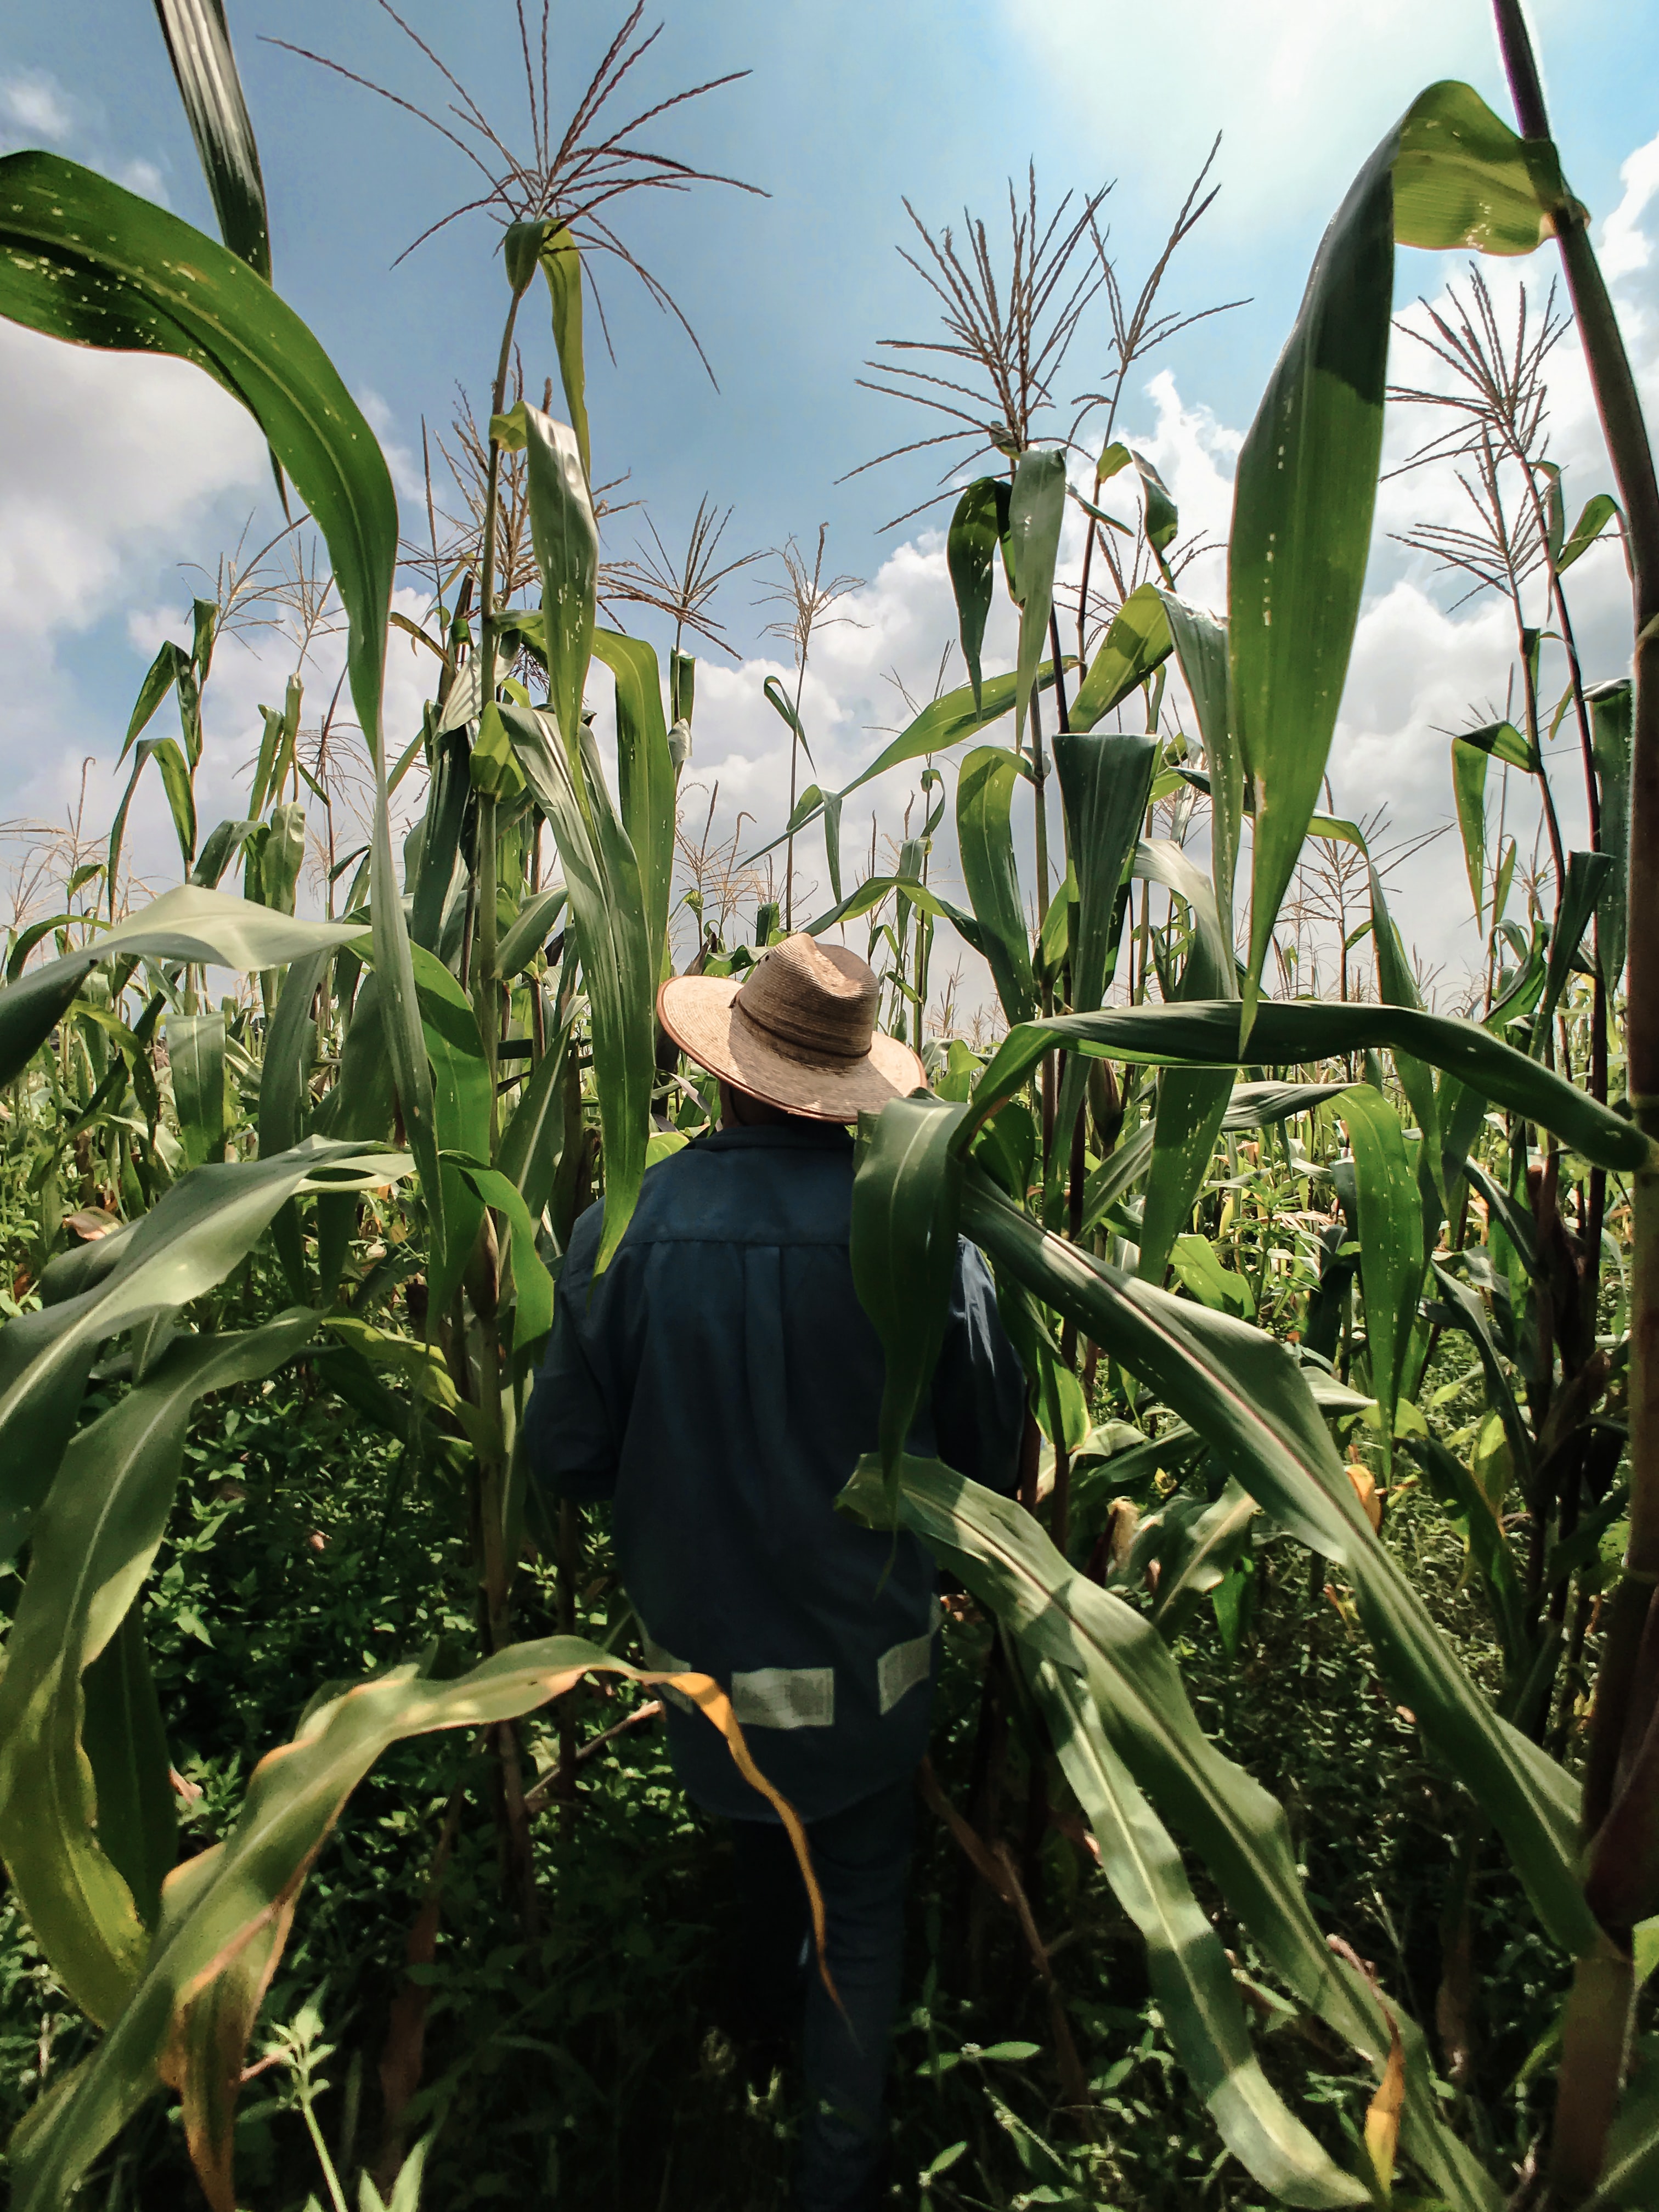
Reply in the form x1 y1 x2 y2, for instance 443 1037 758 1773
526 1120 1023 1820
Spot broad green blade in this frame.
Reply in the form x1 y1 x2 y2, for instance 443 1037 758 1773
1054 732 1157 1016
1366 865 1445 1214
1150 1479 1259 1640
258 800 306 916
0 1141 405 1563
165 1013 227 1169
1589 679 1632 989
493 884 568 980
539 224 590 483
1337 1085 1425 1466
152 0 270 282
1160 592 1239 936
1232 82 1559 1034
946 477 1007 715
955 1171 1591 1956
408 946 489 1321
849 1095 966 1502
523 406 597 768
496 1020 574 1231
442 1153 555 1355
0 887 360 1091
8 1638 800 2212
0 1313 317 2026
592 629 676 977
963 1000 1647 1175
500 705 654 1274
1008 448 1066 751
1029 1659 1366 2207
1070 582 1173 733
80 1603 174 1933
956 746 1037 1026
1558 492 1623 574
1539 850 1614 1039
1451 738 1489 933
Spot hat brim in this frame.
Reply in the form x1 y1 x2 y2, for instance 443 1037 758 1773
657 974 927 1123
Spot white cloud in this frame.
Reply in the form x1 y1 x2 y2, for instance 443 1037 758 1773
1600 129 1659 280
0 71 74 146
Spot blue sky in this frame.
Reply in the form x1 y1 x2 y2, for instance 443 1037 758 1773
2 1 1657 991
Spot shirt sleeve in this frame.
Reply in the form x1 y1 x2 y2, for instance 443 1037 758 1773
523 1206 619 1507
930 1237 1028 1494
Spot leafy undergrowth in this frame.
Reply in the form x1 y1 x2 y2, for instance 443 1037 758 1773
0 1338 1586 2212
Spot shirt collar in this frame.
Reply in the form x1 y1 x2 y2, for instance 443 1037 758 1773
692 1122 854 1155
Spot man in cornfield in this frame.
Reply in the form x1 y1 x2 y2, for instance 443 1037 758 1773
527 933 1024 2212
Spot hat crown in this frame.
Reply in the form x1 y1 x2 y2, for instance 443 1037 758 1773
735 934 877 1064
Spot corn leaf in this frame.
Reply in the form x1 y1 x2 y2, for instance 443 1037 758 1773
1070 582 1173 733
946 476 1007 715
1338 1084 1425 1464
956 747 1037 1026
592 629 676 979
1008 448 1067 751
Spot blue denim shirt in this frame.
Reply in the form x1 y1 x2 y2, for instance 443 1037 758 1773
524 1122 1025 1822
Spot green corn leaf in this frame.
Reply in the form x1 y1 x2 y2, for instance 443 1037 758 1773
523 405 597 767
120 640 189 764
1426 1258 1535 1483
1008 448 1067 752
1160 593 1239 937
953 1170 1590 1956
962 1000 1646 1175
165 1013 227 1170
0 1312 318 2028
0 1141 404 1564
837 1448 1491 2207
1459 718 1538 771
0 887 360 1092
410 730 472 951
152 0 270 282
956 747 1037 1026
6 1638 805 2212
1029 1658 1366 2208
1055 732 1157 1018
538 223 590 484
441 1153 555 1355
947 476 1008 716
408 946 489 1322
190 817 259 892
1452 738 1490 932
1367 866 1447 1215
1540 850 1615 1039
1338 1085 1424 1466
1131 451 1179 567
592 629 675 977
496 1020 574 1232
1582 2055 1659 2209
256 947 328 1161
850 1095 966 1503
1149 1479 1259 1640
258 800 306 917
494 884 568 980
1070 582 1172 733
500 705 653 1274
1589 679 1631 989
1407 1430 1531 1672
1557 491 1624 574
79 1603 174 1936
1232 82 1558 1034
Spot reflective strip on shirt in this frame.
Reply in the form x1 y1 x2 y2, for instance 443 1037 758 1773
731 1665 836 1730
642 1627 696 1714
877 1616 938 1716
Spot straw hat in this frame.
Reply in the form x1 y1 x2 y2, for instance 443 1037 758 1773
657 934 927 1122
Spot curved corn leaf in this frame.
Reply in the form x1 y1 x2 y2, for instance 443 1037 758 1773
494 884 568 980
1070 582 1173 733
956 1171 1592 1955
1367 867 1446 1213
0 1313 318 2027
80 1603 173 1937
408 946 489 1320
497 1019 574 1229
152 0 270 283
1159 593 1239 935
1056 733 1157 1017
1589 679 1632 989
956 747 1037 1026
523 406 597 764
1149 1478 1259 1639
0 1141 405 1562
1030 1659 1366 2207
1338 1085 1425 1464
1008 448 1067 750
947 476 1007 715
1452 739 1490 932
258 946 332 1157
442 1153 555 1355
9 1640 809 2212
963 1001 1647 1175
0 887 360 1096
592 629 675 978
165 1012 227 1170
838 1450 1493 2206
499 704 653 1274
1232 83 1558 1032
1541 850 1614 1038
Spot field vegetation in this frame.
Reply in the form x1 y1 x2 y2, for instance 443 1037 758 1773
0 3 1656 2208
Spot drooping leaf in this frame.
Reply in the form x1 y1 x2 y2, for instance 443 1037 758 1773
0 1142 405 1563
1589 679 1632 988
946 476 1008 716
956 747 1037 1027
1338 1085 1425 1466
79 1602 174 1935
1160 592 1240 936
1055 732 1158 1018
1539 850 1615 1039
1452 738 1490 931
1557 492 1624 574
538 224 590 484
493 885 568 980
0 1313 317 2029
1008 447 1067 752
1070 582 1173 733
442 1153 555 1354
408 945 489 1322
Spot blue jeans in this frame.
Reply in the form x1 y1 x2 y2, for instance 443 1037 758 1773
729 1777 915 2212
